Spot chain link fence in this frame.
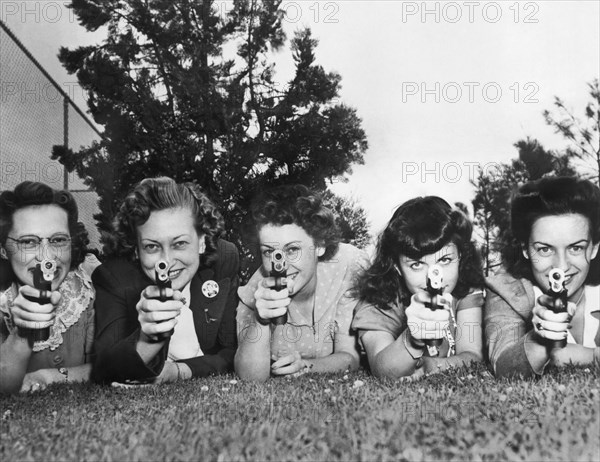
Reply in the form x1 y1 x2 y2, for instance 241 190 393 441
0 20 102 249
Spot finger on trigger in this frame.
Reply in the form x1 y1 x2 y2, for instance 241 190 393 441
413 292 430 304
146 310 180 323
13 309 55 322
538 320 569 333
543 310 571 323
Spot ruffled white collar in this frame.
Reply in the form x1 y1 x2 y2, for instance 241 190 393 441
0 265 95 352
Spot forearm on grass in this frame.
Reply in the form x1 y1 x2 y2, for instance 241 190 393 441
136 333 168 364
234 321 271 382
494 331 550 379
303 351 359 374
422 351 482 374
368 330 424 380
24 363 92 385
0 334 33 394
550 344 598 367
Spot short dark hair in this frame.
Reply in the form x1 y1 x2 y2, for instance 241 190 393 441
357 196 484 311
0 181 89 270
107 177 223 266
245 184 340 261
503 176 600 284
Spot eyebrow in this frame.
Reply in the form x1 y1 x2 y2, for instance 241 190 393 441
403 257 423 263
569 239 589 245
437 251 456 258
532 239 589 246
260 241 302 249
142 235 189 242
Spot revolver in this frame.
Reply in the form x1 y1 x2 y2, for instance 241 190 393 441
21 259 56 342
154 260 174 339
424 264 445 356
269 249 288 325
547 268 568 349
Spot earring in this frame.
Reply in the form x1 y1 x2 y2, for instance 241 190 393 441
393 265 403 278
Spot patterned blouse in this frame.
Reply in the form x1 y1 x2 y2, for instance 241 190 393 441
0 261 96 372
237 243 368 360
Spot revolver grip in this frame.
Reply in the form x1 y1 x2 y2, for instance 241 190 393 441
20 263 54 342
270 250 288 325
154 261 174 340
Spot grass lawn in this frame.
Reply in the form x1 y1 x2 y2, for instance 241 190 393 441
1 363 599 461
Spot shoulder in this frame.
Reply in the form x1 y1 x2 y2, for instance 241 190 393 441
456 287 485 311
237 266 262 309
80 253 102 279
212 239 240 279
92 257 145 289
333 243 366 261
0 259 14 291
352 299 404 337
324 243 369 272
485 273 535 312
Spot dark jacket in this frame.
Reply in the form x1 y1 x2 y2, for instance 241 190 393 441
92 239 239 383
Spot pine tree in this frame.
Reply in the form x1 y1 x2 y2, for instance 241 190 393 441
52 0 368 260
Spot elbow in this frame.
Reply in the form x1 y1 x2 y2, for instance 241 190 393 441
369 354 405 380
460 350 484 363
0 374 23 395
370 364 388 380
347 357 360 372
0 382 21 395
342 351 360 372
234 354 270 383
235 367 270 383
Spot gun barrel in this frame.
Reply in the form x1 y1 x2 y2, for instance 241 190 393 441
40 259 57 282
424 264 445 355
270 249 288 325
20 260 56 341
549 268 566 295
547 268 568 348
153 260 173 339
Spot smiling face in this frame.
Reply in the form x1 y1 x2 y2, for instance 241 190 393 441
136 207 205 290
397 243 461 296
258 223 324 299
525 213 599 301
4 204 71 290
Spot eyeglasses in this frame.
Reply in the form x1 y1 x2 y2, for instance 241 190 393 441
6 234 72 251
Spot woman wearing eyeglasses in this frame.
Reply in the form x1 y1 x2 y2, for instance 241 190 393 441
0 181 97 393
235 185 367 381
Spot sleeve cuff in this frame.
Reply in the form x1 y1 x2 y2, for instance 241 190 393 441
401 329 425 360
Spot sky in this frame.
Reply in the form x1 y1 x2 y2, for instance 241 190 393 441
2 0 599 238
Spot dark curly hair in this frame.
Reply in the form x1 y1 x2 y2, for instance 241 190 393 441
0 181 90 279
357 196 484 314
106 177 224 267
502 176 600 285
245 184 340 261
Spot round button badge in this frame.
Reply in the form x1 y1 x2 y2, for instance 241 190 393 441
202 280 219 298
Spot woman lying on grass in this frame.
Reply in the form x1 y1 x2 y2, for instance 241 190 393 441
352 196 485 379
0 182 97 393
92 177 239 385
235 185 367 381
485 177 600 378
